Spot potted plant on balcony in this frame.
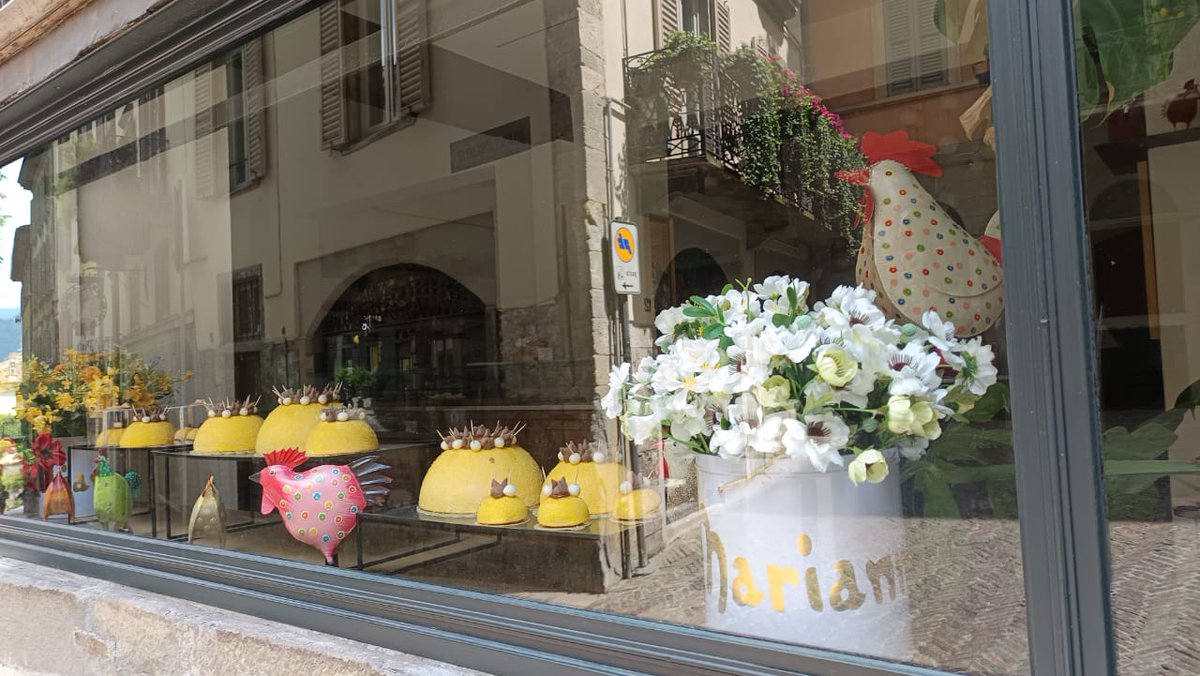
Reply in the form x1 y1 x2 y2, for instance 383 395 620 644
603 275 998 657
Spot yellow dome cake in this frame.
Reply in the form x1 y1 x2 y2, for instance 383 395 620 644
476 478 529 526
302 405 379 456
614 476 663 522
193 397 265 453
418 424 543 517
255 384 340 454
121 410 176 448
545 441 622 515
536 477 590 529
95 422 125 447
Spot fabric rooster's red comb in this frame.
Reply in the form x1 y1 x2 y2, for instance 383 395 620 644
262 448 308 470
861 130 942 177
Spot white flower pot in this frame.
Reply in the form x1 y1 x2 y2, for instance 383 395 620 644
696 453 911 660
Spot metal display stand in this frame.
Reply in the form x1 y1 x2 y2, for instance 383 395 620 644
66 442 184 535
355 506 638 578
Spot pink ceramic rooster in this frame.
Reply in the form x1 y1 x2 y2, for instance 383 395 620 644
846 130 1004 337
252 449 391 564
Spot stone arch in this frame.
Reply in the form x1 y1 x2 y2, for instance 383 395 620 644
655 247 729 315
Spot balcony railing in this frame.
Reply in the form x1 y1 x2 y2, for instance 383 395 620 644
623 46 815 215
624 48 744 170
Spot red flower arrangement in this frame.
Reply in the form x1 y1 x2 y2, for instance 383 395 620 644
23 432 66 493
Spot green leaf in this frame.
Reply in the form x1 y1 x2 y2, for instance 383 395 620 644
772 314 791 328
682 306 711 319
701 323 724 340
1081 0 1200 115
916 469 961 518
1173 377 1200 413
1102 422 1177 461
689 296 716 314
1103 459 1200 477
962 382 1011 422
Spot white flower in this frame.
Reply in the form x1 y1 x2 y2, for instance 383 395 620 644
655 306 689 338
601 363 630 418
626 413 663 444
957 338 998 396
848 449 889 485
884 342 942 397
781 414 849 471
710 422 752 457
922 310 965 368
753 275 791 299
897 437 930 460
748 412 792 455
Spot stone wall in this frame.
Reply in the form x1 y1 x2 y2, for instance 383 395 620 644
0 556 482 676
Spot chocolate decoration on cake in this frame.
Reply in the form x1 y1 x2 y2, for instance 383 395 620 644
489 478 508 499
318 404 368 423
205 396 261 418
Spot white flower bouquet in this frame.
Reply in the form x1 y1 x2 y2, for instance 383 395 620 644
602 276 998 484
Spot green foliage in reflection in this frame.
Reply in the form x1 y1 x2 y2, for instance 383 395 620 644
904 379 1200 519
936 0 1200 117
628 32 866 247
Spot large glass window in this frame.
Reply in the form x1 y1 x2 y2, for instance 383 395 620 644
0 1 1028 671
1074 4 1200 673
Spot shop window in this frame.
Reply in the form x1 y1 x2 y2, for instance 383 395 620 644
882 0 950 96
320 0 430 150
0 1 1041 673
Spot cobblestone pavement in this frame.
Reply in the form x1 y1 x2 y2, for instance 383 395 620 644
518 515 1200 676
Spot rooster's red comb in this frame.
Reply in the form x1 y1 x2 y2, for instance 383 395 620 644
861 130 942 177
263 448 308 470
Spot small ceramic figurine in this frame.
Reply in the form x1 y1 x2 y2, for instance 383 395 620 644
93 456 132 531
42 465 75 523
188 475 228 547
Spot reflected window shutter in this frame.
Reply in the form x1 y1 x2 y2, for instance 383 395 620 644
194 63 215 199
319 2 348 149
915 0 948 89
242 38 267 182
655 0 681 49
397 0 430 116
715 0 731 51
883 0 916 95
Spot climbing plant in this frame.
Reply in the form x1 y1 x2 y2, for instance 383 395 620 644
628 32 867 248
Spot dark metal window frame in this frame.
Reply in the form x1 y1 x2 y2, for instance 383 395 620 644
0 0 1114 674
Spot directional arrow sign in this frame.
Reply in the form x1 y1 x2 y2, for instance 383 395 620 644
610 219 641 295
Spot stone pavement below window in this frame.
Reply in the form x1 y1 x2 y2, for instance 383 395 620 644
517 515 1200 676
0 557 484 676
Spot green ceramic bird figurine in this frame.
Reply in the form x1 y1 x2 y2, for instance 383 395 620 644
93 456 132 532
188 475 227 548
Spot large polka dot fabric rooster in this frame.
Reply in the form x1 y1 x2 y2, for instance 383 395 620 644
254 448 391 564
851 130 1004 337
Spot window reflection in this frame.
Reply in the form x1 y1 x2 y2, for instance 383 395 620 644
0 0 1030 672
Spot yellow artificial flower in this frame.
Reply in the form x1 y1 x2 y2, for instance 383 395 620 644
815 347 858 387
55 392 77 412
885 395 941 439
848 449 889 485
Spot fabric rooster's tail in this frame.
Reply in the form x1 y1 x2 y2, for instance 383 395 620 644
348 455 392 506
